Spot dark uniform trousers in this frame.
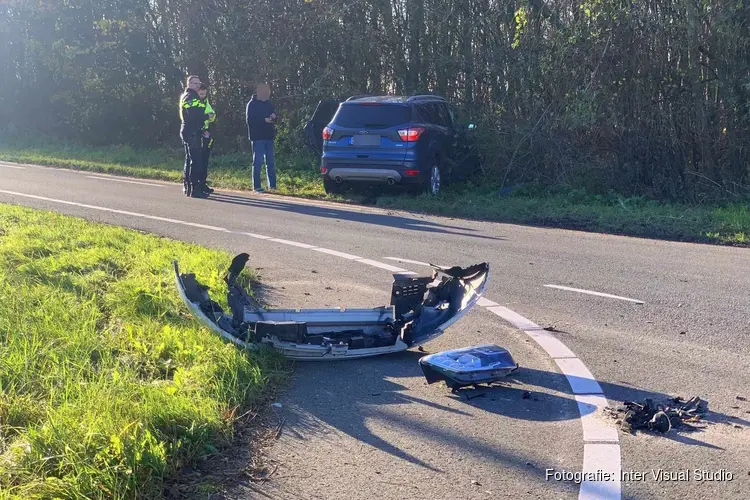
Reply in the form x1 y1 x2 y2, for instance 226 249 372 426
182 135 206 195
200 134 214 187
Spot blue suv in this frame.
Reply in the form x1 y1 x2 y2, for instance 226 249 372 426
304 95 480 195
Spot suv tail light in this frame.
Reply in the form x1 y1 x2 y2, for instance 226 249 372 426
398 127 425 142
322 127 333 140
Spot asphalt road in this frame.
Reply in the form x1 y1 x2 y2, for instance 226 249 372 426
0 161 748 500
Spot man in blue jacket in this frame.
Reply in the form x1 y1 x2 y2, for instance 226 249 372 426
245 83 277 192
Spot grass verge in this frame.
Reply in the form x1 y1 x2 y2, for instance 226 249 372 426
0 137 747 246
0 203 290 499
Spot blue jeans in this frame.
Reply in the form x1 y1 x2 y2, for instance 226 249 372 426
252 140 276 190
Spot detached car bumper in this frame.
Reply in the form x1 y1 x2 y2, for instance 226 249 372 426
174 253 489 361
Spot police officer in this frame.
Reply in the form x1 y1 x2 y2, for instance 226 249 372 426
197 82 216 194
179 75 209 198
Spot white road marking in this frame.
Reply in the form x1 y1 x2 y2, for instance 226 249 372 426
575 395 620 443
0 187 621 499
240 232 272 240
85 175 165 187
0 164 25 169
384 257 445 268
486 305 542 331
269 238 316 249
579 444 622 500
544 285 644 304
524 329 577 359
477 297 499 307
555 358 605 395
0 189 232 232
355 259 409 273
312 248 362 260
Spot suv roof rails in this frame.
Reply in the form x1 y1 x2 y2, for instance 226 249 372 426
407 94 446 102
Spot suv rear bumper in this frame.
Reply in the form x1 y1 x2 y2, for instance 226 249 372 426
327 168 404 184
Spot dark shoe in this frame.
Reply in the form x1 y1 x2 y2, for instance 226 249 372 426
190 190 209 198
202 186 215 194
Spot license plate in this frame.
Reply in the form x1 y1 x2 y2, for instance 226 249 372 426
351 135 381 146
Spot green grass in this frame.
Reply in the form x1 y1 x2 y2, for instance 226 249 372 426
0 203 290 499
0 136 325 197
1 136 748 246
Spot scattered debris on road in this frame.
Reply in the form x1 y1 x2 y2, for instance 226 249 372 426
607 396 709 434
736 395 747 401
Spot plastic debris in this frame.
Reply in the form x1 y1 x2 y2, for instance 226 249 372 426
419 344 519 391
609 396 709 434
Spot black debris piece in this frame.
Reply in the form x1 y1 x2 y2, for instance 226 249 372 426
611 396 709 434
466 392 487 401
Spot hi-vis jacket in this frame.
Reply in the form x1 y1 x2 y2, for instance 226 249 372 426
179 88 207 142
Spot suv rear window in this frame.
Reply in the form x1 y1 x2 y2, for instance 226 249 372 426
332 104 412 129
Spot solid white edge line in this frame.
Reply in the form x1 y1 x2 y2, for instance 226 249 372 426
239 232 271 240
579 444 622 500
479 295 620 498
524 329 577 359
85 175 165 187
0 189 230 231
312 248 362 260
544 285 644 305
384 257 435 267
485 305 541 331
0 187 621 499
356 259 409 273
0 164 25 169
554 358 605 395
269 238 316 249
575 395 620 443
476 297 499 307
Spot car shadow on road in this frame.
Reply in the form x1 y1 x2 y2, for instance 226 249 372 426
205 192 505 241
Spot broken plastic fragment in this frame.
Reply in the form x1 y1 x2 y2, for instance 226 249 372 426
419 344 519 390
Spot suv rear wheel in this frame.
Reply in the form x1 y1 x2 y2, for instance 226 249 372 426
408 159 442 196
423 157 442 196
428 164 442 195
